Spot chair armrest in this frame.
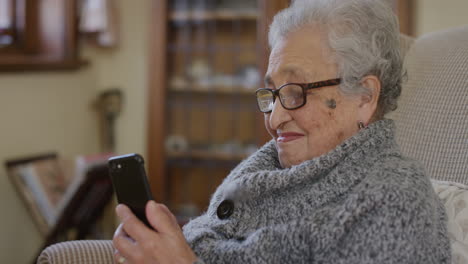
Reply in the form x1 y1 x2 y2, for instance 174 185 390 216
37 240 114 264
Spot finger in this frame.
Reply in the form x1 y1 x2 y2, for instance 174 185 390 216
159 202 179 225
113 249 126 264
116 204 151 242
114 223 135 243
146 200 180 234
113 223 125 239
113 234 143 264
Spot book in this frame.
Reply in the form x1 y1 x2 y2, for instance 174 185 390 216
5 152 114 236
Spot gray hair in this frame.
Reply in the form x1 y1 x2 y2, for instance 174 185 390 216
268 0 403 117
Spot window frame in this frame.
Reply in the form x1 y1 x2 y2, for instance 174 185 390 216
0 0 86 71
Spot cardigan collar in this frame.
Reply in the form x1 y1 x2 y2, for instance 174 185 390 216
218 119 399 203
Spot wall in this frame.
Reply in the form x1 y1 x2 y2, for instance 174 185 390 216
84 0 150 156
0 70 100 263
414 0 468 36
0 0 150 262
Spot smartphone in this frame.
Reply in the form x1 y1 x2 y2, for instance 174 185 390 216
108 153 153 228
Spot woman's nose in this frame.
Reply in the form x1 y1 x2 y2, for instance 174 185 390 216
268 99 291 130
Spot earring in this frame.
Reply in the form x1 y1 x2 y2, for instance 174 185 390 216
358 121 366 130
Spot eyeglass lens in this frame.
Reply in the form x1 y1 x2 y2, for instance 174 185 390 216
256 90 274 112
256 84 305 112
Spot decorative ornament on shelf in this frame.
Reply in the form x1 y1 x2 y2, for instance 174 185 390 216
169 75 189 91
237 65 260 89
165 135 189 153
187 59 213 91
95 89 123 152
216 140 244 156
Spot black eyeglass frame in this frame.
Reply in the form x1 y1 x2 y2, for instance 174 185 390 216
255 78 342 113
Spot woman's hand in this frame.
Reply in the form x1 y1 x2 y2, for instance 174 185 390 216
113 200 198 264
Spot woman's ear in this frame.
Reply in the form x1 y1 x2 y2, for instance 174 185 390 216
358 75 381 124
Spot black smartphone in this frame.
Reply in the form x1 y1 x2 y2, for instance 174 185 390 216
108 153 153 228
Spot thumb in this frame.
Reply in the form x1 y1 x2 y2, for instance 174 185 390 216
146 200 179 233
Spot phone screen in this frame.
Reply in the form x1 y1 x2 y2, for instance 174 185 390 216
108 153 153 227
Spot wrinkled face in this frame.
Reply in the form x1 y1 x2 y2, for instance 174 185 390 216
265 26 361 168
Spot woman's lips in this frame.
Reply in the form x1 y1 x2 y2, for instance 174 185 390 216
277 132 305 143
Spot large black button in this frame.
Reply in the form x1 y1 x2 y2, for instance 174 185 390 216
217 200 234 219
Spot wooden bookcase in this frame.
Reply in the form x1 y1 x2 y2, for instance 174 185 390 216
146 0 289 219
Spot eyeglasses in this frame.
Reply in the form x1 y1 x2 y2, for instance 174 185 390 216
255 78 341 113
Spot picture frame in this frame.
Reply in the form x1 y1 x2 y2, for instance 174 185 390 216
5 153 75 236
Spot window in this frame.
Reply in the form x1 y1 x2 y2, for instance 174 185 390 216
0 0 12 29
0 0 14 47
0 0 84 71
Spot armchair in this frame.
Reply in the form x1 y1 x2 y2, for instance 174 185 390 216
37 26 468 264
391 25 468 264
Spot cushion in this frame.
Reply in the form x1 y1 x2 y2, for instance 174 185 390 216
432 179 468 264
37 240 114 264
392 25 468 185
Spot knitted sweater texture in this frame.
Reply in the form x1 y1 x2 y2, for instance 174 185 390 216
183 119 451 263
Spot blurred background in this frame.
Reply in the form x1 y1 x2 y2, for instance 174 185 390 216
0 0 467 262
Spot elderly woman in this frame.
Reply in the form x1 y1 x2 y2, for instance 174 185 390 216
113 0 451 263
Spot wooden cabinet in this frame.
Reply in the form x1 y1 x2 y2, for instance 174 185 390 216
146 0 288 219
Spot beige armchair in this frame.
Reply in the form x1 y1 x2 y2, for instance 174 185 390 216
37 26 468 264
391 25 468 263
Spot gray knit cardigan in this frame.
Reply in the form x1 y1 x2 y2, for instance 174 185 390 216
183 119 451 263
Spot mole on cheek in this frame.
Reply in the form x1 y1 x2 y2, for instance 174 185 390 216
326 99 337 109
337 131 344 140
